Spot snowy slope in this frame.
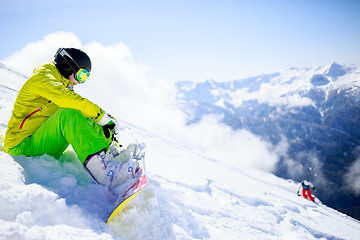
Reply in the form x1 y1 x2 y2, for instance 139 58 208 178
1 63 360 240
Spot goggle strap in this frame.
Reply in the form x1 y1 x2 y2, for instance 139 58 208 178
58 48 81 72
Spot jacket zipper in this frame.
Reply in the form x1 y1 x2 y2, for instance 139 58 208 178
19 107 42 130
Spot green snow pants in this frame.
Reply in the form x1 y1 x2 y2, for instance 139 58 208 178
8 108 111 164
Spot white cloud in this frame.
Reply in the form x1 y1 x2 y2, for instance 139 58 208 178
181 114 280 172
282 93 314 108
227 74 314 109
256 82 314 108
344 156 360 195
282 149 327 189
283 158 304 178
2 31 82 76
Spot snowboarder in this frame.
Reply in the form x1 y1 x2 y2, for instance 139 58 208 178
297 180 316 202
4 47 140 189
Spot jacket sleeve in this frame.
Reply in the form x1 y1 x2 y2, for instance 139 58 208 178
30 67 102 119
297 183 302 195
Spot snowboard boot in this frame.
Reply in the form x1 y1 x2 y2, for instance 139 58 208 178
85 150 138 188
108 142 145 163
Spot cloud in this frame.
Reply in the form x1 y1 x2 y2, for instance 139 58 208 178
281 148 328 191
344 154 360 196
180 114 280 171
256 82 314 108
2 31 282 172
228 75 314 109
2 31 82 76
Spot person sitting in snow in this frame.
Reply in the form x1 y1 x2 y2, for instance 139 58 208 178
4 47 142 190
297 180 316 202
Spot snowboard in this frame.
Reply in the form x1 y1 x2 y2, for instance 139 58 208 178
106 157 148 223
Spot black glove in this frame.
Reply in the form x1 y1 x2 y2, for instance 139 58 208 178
102 122 116 139
97 112 122 142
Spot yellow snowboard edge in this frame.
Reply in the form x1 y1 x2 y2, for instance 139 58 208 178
106 188 145 223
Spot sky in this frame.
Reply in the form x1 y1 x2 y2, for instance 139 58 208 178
1 0 360 83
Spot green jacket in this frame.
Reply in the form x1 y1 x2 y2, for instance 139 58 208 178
4 62 103 152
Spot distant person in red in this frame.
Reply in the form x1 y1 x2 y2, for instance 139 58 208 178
297 180 316 202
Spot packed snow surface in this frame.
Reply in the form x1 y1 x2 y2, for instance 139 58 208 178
1 64 360 239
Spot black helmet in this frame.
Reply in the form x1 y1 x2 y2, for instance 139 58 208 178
54 48 92 79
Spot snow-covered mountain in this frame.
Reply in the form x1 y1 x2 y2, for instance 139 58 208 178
176 62 360 220
1 63 360 239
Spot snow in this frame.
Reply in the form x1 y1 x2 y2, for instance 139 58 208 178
1 64 360 240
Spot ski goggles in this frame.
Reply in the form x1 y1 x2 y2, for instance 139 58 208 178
57 48 90 83
75 68 90 83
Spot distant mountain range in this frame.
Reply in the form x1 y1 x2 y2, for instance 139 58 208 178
176 62 360 220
